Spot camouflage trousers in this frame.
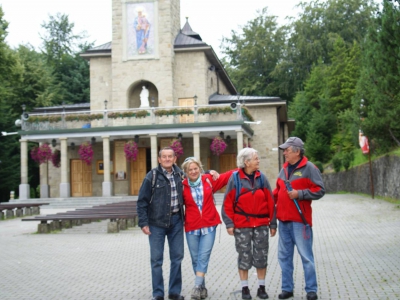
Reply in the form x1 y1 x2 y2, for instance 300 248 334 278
234 226 270 270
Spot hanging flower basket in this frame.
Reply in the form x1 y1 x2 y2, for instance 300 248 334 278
30 144 52 164
210 136 227 156
124 140 139 161
51 149 61 168
170 140 184 158
78 142 94 165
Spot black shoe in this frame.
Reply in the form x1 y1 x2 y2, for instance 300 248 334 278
242 286 252 300
152 297 164 300
306 292 318 300
257 285 269 299
278 291 293 299
168 294 184 300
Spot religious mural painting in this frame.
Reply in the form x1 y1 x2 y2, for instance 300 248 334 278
126 2 155 57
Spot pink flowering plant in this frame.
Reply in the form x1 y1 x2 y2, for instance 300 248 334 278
170 140 184 158
210 136 227 156
78 142 94 165
51 149 61 168
30 144 52 164
124 140 139 161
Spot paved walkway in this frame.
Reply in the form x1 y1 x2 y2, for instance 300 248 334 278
0 194 399 300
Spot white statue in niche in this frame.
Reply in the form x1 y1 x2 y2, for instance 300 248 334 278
140 86 149 108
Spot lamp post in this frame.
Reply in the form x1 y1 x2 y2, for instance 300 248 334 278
178 133 183 141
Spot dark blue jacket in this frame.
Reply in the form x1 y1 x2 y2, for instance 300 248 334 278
137 164 184 228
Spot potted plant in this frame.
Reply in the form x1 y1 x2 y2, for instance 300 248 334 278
170 139 184 158
210 136 227 156
78 142 94 165
124 140 139 161
30 144 52 164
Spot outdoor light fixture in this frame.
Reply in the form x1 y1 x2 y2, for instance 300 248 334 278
51 139 57 147
104 100 108 110
71 142 75 150
194 95 198 106
226 135 231 144
219 131 225 139
178 133 183 141
91 137 96 145
134 135 139 143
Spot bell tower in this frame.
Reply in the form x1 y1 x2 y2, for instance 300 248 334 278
111 0 181 109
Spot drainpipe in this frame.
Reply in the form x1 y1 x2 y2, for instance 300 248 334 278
277 106 282 171
216 69 220 94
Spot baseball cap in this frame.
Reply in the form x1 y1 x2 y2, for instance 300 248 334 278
279 137 304 150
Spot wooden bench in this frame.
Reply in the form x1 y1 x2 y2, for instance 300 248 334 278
0 203 50 219
22 201 138 233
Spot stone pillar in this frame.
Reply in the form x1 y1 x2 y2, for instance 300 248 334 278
40 142 50 198
37 223 50 234
59 137 70 198
150 133 158 168
16 208 23 217
6 209 14 219
24 207 32 216
19 139 30 199
102 135 113 196
107 221 119 233
192 131 200 159
236 130 244 153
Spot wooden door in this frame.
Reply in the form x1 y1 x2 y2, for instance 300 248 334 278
178 98 194 123
71 159 93 197
219 153 237 193
130 148 147 195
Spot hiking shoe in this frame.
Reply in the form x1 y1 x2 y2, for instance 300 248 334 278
242 286 252 300
257 285 268 299
190 286 201 300
200 287 208 299
306 292 318 300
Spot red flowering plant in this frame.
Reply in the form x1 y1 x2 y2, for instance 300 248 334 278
51 149 61 168
210 136 227 156
170 139 184 158
30 144 52 164
78 142 94 165
124 140 139 161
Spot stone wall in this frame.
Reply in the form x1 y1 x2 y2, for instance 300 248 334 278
321 154 400 199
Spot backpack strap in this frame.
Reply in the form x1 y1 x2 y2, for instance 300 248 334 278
150 169 157 204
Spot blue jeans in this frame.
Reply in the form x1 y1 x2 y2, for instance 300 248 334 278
278 221 317 293
149 214 184 297
186 229 216 274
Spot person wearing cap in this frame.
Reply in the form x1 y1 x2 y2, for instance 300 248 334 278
273 137 325 300
181 157 235 300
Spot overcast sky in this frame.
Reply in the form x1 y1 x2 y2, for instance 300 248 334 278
1 0 305 58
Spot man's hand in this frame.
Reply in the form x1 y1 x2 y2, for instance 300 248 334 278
209 170 220 180
227 227 234 235
141 226 151 235
270 228 277 237
288 189 299 200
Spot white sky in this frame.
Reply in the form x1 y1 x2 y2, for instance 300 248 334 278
1 0 304 58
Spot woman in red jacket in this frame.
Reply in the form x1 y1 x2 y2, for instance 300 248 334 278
221 148 277 300
181 157 234 300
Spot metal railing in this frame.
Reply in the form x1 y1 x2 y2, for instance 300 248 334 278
21 104 250 131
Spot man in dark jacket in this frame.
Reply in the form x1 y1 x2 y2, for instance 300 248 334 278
137 147 185 300
273 137 325 300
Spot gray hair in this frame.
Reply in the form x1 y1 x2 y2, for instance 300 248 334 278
290 145 305 157
237 148 258 168
181 157 204 174
158 147 175 157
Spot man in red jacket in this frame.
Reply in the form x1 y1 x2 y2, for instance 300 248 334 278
273 137 325 300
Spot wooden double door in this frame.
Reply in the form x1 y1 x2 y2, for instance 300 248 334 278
70 160 93 197
130 148 147 195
